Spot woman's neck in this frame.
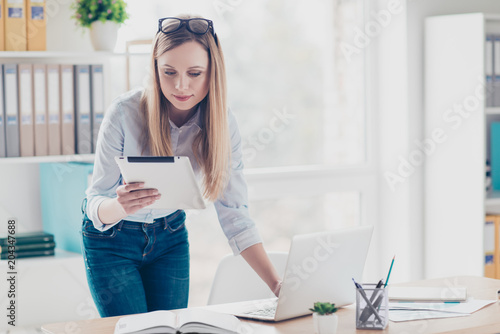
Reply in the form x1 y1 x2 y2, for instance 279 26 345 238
168 104 198 128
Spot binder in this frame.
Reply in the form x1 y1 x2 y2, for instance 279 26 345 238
0 64 6 157
4 64 20 157
47 64 61 155
496 215 500 279
33 64 48 156
60 64 75 155
486 35 494 107
484 215 496 278
491 122 500 190
494 35 500 107
19 63 34 157
5 0 27 51
26 0 46 51
0 1 5 50
90 64 105 153
74 65 92 154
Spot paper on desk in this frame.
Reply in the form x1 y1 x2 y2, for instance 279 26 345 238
388 299 496 322
389 310 469 322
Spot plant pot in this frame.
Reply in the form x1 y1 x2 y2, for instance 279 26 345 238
313 313 338 334
89 20 119 51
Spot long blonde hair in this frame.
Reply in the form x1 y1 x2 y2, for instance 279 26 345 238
140 15 230 202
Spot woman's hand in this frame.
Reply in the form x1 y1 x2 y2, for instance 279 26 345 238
272 280 282 297
115 182 161 216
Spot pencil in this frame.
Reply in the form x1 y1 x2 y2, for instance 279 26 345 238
384 255 395 288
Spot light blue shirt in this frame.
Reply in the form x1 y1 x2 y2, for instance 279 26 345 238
85 88 262 254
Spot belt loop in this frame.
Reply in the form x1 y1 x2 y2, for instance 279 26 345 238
116 220 124 231
163 216 168 230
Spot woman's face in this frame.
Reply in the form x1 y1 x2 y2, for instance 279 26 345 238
157 41 210 116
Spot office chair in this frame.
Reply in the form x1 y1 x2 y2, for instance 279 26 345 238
207 251 288 305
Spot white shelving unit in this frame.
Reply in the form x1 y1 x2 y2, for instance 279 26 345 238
424 13 500 278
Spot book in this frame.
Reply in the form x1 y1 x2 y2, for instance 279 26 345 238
114 309 241 334
0 241 55 254
0 231 54 246
388 286 467 302
0 248 55 260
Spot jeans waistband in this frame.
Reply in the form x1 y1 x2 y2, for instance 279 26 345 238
116 210 185 230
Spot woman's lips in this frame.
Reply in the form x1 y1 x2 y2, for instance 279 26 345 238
173 95 192 102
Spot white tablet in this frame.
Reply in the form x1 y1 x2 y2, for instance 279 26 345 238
114 156 206 210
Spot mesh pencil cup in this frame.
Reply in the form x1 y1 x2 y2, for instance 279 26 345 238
355 283 389 330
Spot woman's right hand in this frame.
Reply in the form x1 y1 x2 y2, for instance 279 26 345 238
115 182 161 216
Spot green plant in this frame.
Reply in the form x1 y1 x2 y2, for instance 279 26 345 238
309 302 338 315
71 0 129 28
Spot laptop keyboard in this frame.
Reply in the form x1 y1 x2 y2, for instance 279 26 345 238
243 300 278 318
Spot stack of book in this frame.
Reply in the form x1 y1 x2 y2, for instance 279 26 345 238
0 231 56 260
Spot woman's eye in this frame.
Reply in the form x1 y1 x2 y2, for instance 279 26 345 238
189 72 201 77
164 71 176 76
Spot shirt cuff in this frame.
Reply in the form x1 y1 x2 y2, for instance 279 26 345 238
227 226 263 255
89 197 122 232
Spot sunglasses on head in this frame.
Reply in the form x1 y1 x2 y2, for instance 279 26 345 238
158 17 218 45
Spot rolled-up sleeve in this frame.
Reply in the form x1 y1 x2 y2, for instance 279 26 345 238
85 101 125 231
214 112 262 254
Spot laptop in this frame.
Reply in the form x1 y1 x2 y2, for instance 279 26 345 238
210 225 373 322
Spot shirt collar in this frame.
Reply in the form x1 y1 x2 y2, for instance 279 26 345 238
169 105 203 130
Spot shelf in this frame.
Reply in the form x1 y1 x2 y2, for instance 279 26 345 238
0 154 94 164
0 51 149 59
486 107 500 115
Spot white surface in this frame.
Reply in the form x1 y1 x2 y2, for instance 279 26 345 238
115 156 206 210
424 13 486 278
0 249 98 330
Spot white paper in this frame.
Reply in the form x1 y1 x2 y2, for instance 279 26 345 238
389 310 469 322
388 299 497 322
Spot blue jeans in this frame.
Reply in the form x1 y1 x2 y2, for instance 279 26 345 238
81 210 189 317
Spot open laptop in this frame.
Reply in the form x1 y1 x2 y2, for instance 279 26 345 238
210 225 373 322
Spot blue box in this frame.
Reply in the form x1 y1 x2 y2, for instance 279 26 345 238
39 162 94 254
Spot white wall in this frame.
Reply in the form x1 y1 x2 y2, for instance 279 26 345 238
45 0 94 52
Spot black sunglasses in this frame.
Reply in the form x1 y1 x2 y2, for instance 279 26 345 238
158 17 217 42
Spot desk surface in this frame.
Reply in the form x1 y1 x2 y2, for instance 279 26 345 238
42 276 500 334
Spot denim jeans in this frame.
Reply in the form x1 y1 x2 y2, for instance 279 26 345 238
81 210 189 317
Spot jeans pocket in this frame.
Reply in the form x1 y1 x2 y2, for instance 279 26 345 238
166 215 186 233
82 219 117 239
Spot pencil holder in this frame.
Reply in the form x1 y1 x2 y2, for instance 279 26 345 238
355 283 389 330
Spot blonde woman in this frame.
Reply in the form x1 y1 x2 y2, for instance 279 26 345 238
82 15 282 317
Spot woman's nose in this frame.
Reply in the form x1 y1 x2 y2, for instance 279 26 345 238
175 75 189 91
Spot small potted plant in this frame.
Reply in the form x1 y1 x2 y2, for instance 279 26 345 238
310 302 339 334
71 0 129 51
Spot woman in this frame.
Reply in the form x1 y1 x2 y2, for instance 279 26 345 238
82 15 282 317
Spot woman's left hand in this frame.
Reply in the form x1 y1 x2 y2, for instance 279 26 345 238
272 280 282 297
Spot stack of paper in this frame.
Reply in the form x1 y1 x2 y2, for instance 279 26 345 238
389 299 497 322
